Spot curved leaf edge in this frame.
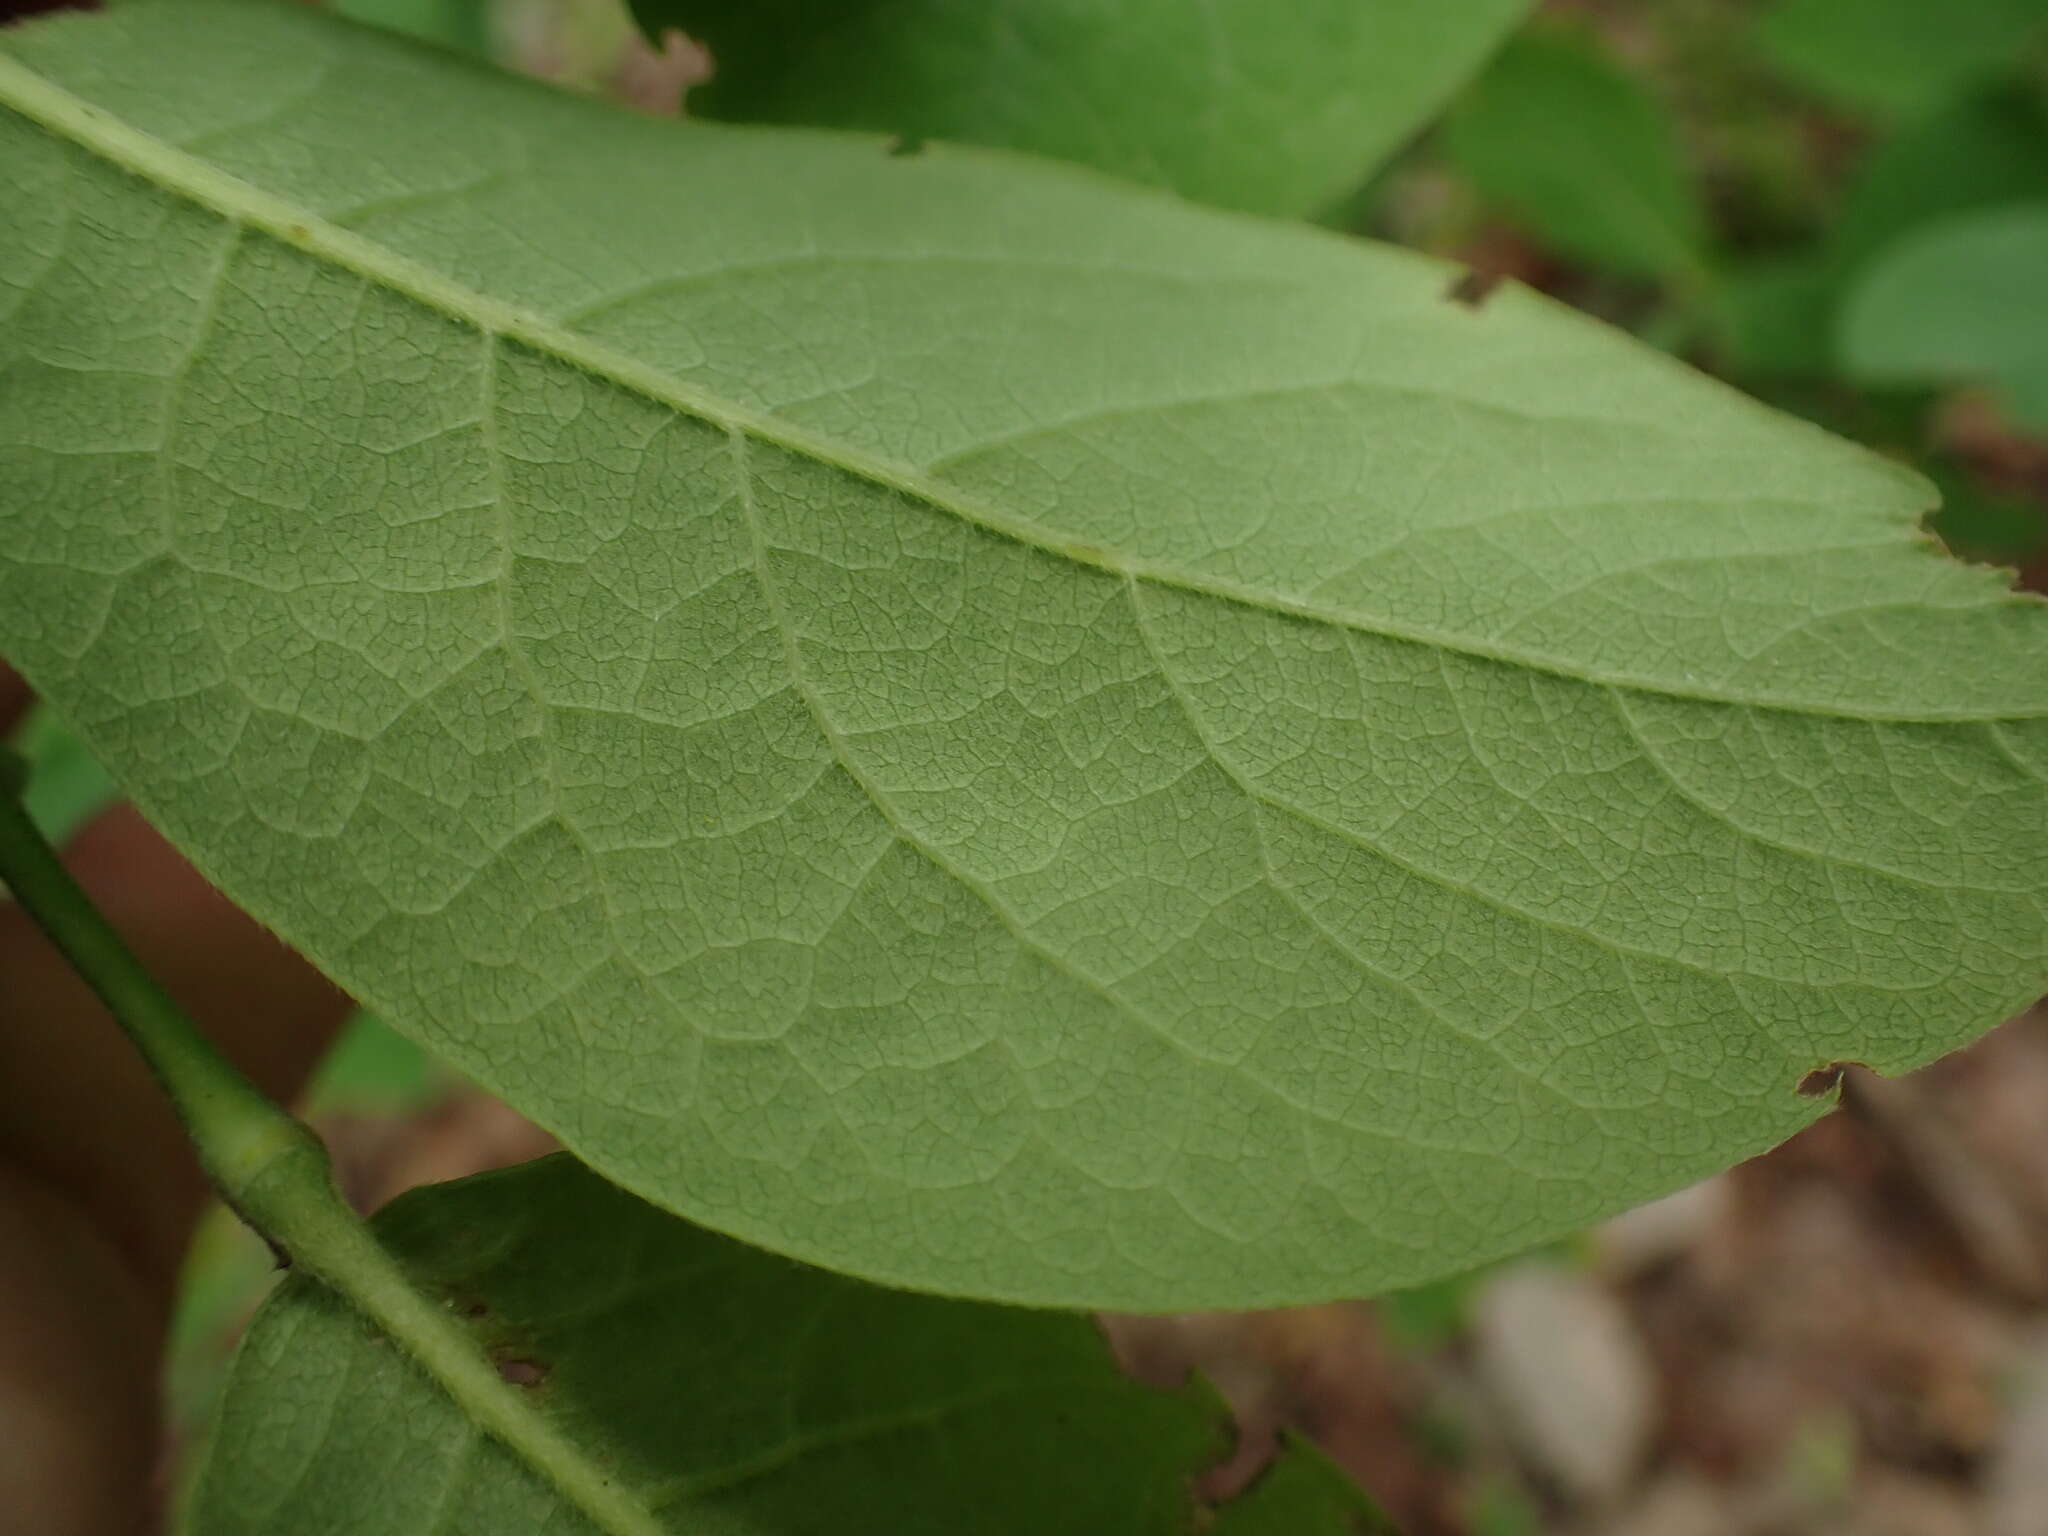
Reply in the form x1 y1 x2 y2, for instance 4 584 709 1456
2 6 2044 1317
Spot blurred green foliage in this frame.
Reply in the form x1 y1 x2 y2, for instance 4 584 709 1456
1441 26 1710 284
304 1011 437 1113
331 0 487 51
1843 205 2048 427
1374 0 2048 573
1757 0 2048 119
14 706 115 844
1376 1237 1582 1356
1470 1478 1547 1536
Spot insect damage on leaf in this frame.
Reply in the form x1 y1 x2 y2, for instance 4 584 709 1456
494 1355 551 1387
1445 265 1508 308
1795 1061 1867 1098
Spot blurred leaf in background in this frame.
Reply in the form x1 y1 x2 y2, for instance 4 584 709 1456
625 0 1529 216
1756 0 2048 120
331 0 488 52
1712 254 1840 375
327 0 701 104
1836 89 2048 262
1439 22 1710 287
1376 1238 1582 1358
13 707 116 844
303 1011 438 1114
1841 204 2048 429
1718 88 2048 380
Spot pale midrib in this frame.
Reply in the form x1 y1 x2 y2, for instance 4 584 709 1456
0 51 2032 727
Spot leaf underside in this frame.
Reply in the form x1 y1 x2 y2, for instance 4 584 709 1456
190 1155 1388 1535
1 2 2044 1310
628 0 1529 218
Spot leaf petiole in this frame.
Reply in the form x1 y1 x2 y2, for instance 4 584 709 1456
0 779 666 1536
0 762 307 1223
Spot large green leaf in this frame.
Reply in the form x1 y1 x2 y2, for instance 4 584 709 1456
1840 203 2048 429
2 1 2045 1310
189 1154 1390 1534
630 0 1529 216
1439 27 1709 284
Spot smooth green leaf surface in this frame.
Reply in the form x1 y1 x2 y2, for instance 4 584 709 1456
1440 28 1708 282
1757 0 2048 119
189 1155 1389 1535
1841 203 2048 429
630 0 1528 216
2 2 2046 1311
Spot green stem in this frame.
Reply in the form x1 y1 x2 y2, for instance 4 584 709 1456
0 753 322 1233
0 760 664 1536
